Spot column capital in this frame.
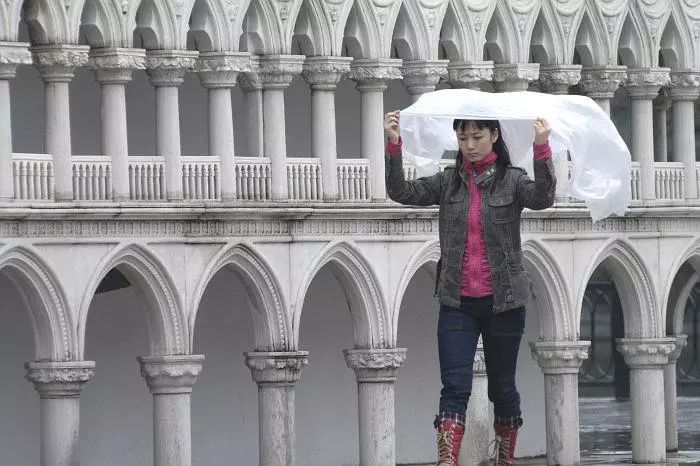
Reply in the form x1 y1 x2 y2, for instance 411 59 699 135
254 54 305 89
400 59 448 95
31 44 89 82
653 88 672 111
138 354 204 394
616 337 676 369
579 65 627 99
538 64 582 94
89 47 146 85
25 360 95 397
245 351 309 386
349 58 402 91
197 51 251 88
145 49 198 87
669 70 700 101
0 41 32 79
667 334 688 364
343 348 407 382
493 63 539 92
529 341 590 375
624 68 671 99
447 60 494 89
302 56 352 90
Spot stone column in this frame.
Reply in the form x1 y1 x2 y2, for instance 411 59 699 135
343 348 406 466
625 68 671 201
89 48 146 201
400 60 448 103
664 334 688 452
146 50 198 201
197 52 251 201
0 42 31 201
31 44 89 201
350 59 402 201
616 338 675 463
245 351 309 466
530 341 590 466
25 361 95 466
302 57 352 201
653 91 671 162
239 56 264 158
446 61 494 90
492 63 539 92
538 65 582 95
257 55 304 201
138 355 204 466
459 339 491 465
670 71 700 200
579 66 627 116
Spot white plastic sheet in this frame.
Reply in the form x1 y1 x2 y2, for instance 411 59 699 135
400 89 632 221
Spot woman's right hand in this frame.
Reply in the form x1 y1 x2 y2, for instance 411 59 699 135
384 110 401 144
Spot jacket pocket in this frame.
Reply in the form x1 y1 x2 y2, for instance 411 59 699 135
488 193 516 223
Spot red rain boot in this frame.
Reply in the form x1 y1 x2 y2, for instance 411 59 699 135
436 419 464 466
493 423 518 466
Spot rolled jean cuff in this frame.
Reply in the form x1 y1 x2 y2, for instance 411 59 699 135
434 412 466 429
494 414 523 429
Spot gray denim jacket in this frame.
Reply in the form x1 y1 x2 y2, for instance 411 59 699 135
385 150 556 313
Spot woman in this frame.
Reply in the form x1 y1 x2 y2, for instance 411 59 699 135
383 111 555 466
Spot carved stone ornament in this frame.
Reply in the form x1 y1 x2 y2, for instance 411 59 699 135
493 63 540 92
30 44 90 82
0 42 32 79
343 348 407 382
138 355 205 394
302 56 353 90
579 66 627 98
616 337 676 369
447 61 494 89
89 47 146 84
349 58 402 90
245 351 309 385
538 65 582 94
669 70 700 101
238 55 263 91
256 55 305 89
667 334 688 363
197 51 251 88
624 68 671 99
25 361 95 398
145 50 199 87
529 341 590 375
401 60 448 94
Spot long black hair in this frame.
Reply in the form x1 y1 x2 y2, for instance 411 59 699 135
452 119 511 181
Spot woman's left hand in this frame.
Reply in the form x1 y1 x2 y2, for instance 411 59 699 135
534 117 551 145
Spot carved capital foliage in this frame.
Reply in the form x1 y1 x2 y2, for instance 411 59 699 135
538 65 582 94
667 334 688 363
350 58 402 90
245 351 309 385
138 355 204 394
25 361 95 398
0 42 31 79
401 60 448 94
669 70 700 101
616 338 675 369
302 56 353 90
579 66 627 98
447 61 494 89
529 341 590 375
31 44 90 82
493 63 539 92
343 348 407 382
197 52 251 88
624 68 671 99
145 50 198 87
89 48 146 85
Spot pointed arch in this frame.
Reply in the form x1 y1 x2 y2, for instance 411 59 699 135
663 238 700 336
617 10 649 68
0 246 76 361
292 0 332 56
342 0 374 58
21 0 65 44
573 7 606 66
659 10 692 69
78 243 187 358
129 0 178 50
293 241 388 350
483 3 516 64
438 2 469 61
188 0 227 51
239 0 277 53
577 238 659 339
79 0 125 47
529 9 560 64
391 3 426 60
191 243 290 352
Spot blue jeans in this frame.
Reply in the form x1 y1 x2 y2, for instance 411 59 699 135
437 296 525 426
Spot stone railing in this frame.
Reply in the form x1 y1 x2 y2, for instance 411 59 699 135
654 162 685 200
129 156 166 201
235 157 271 201
72 156 112 201
182 156 220 201
337 159 371 201
12 153 54 201
288 158 322 201
630 162 641 201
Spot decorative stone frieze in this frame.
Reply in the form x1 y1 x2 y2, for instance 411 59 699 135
669 70 700 101
625 68 671 100
530 341 590 374
447 61 494 89
196 51 251 88
0 41 31 79
302 56 352 90
493 63 539 92
579 65 627 99
89 47 146 84
245 351 309 385
25 361 95 397
145 50 198 87
31 44 90 82
616 338 675 368
343 348 406 382
138 355 204 394
538 64 582 94
400 60 448 95
256 55 305 89
349 58 402 91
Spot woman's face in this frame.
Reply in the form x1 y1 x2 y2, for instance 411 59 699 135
456 121 499 163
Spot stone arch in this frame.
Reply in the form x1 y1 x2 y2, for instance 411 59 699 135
659 10 692 69
239 0 278 53
573 7 606 66
663 238 700 335
483 3 516 64
292 0 332 56
0 246 76 362
341 0 376 58
522 240 573 341
191 243 290 352
617 10 649 68
438 2 469 61
78 243 187 358
391 3 428 60
529 8 561 65
79 0 126 47
577 238 659 339
188 0 233 51
391 241 439 347
130 0 179 50
293 241 388 350
20 0 66 44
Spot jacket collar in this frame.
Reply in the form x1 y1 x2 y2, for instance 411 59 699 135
459 152 497 187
